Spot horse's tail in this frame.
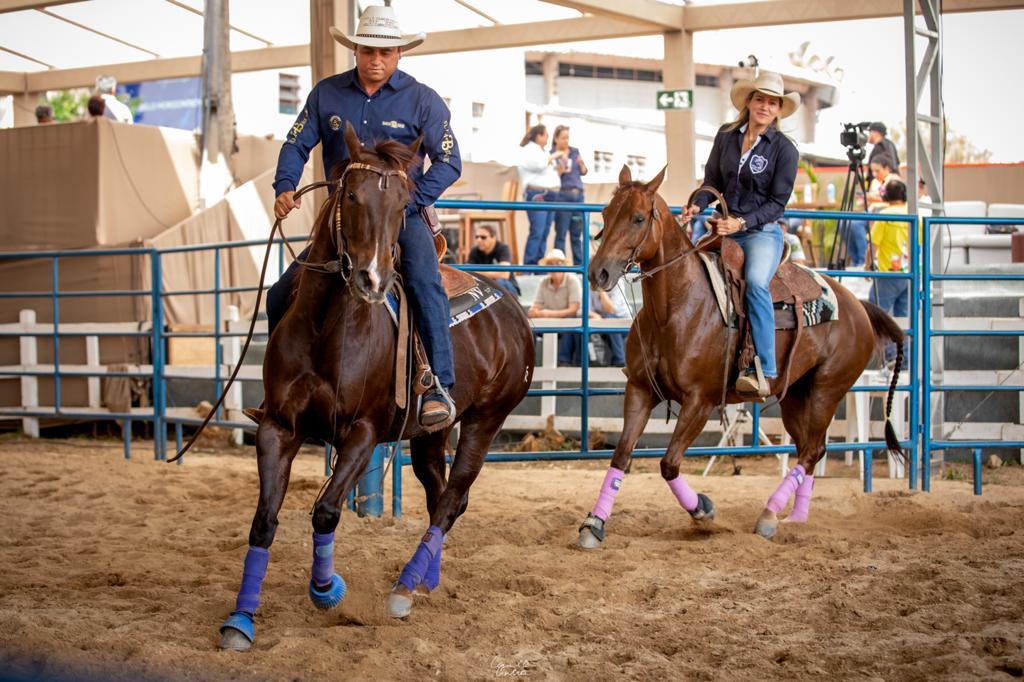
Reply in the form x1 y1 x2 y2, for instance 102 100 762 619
861 300 905 460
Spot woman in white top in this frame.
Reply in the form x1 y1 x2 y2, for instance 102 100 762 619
518 124 564 264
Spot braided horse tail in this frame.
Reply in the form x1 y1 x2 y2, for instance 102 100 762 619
861 300 905 460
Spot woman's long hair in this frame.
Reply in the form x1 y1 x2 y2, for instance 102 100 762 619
550 124 570 152
520 124 546 147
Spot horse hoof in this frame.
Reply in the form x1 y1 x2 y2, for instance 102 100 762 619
577 513 605 550
218 611 254 651
754 509 779 539
387 584 414 619
308 574 347 610
688 493 716 522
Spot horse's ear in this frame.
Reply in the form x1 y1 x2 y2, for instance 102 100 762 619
343 121 362 163
618 164 632 186
645 165 667 195
407 134 424 166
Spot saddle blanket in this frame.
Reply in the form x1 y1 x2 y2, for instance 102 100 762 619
698 254 838 330
385 275 503 329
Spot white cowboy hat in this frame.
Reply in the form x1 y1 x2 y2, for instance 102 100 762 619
539 248 567 265
330 5 425 53
730 71 801 119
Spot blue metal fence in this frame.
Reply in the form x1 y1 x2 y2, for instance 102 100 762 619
1 202 1019 509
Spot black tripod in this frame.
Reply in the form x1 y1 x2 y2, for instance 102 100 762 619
826 147 871 270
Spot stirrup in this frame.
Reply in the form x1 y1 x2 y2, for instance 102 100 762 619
735 357 770 399
417 377 455 431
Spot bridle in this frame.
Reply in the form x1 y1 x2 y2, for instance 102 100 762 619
609 185 728 283
295 161 409 282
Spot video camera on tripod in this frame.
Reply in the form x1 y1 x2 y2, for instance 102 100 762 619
826 122 874 269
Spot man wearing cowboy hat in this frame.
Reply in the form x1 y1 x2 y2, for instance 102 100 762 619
683 71 801 397
266 4 461 428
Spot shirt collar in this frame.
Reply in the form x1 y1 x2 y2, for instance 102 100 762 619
737 123 777 143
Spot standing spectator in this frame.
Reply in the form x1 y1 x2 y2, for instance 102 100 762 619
95 75 133 124
589 286 629 366
867 154 900 207
867 122 899 181
528 248 582 365
518 124 562 265
468 222 519 296
34 104 53 124
550 125 588 265
868 178 911 366
87 95 106 119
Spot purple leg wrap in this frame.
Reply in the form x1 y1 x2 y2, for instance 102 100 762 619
234 546 270 615
592 467 625 521
311 531 335 587
786 474 815 522
397 525 443 592
666 475 698 512
766 465 807 514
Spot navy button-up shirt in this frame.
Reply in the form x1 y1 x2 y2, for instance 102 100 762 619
693 123 798 231
273 68 461 214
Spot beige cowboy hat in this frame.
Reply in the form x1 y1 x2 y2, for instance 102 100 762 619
330 5 425 53
730 71 801 119
539 248 567 265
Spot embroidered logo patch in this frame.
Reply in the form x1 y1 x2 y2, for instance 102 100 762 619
612 478 622 490
288 109 309 143
749 154 768 174
328 115 342 131
381 120 406 129
440 120 454 163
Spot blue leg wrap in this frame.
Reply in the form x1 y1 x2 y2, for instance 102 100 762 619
397 525 443 592
311 531 335 587
424 541 443 591
234 546 269 615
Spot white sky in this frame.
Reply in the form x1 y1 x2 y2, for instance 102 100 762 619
1 1 1020 162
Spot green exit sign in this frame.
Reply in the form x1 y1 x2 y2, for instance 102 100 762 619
656 89 693 110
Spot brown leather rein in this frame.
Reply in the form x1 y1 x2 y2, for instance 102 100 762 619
629 185 729 282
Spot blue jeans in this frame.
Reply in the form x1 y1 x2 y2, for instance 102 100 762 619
522 188 556 265
868 277 909 363
729 224 784 378
553 188 584 265
266 212 455 389
845 219 868 266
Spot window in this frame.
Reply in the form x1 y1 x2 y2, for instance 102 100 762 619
596 66 614 79
278 73 300 115
593 150 615 175
696 74 720 87
472 101 485 118
525 61 543 76
551 61 664 83
626 154 647 179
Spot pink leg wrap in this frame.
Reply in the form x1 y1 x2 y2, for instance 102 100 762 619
765 465 807 514
786 473 815 522
592 467 625 521
666 475 698 512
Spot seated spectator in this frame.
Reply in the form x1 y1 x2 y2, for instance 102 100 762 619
35 104 53 124
528 248 581 365
468 223 519 296
589 286 629 366
87 95 106 119
868 177 912 366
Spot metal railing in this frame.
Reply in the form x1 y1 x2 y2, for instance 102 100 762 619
3 201 1021 509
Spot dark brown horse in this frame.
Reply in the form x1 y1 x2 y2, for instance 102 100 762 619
218 124 534 650
578 165 903 548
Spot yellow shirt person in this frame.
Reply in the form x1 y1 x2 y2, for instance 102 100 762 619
871 203 909 272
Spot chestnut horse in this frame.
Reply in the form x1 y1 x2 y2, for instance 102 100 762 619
218 124 534 650
578 165 903 548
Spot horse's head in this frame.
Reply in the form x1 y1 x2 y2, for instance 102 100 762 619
589 164 668 291
332 121 422 303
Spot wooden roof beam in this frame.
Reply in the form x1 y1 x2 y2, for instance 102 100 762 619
541 0 683 30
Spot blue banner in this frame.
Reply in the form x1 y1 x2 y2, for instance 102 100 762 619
120 77 201 130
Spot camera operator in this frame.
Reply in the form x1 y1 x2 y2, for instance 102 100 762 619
867 122 899 181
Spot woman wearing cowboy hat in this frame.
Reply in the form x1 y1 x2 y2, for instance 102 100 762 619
682 71 801 397
268 3 460 427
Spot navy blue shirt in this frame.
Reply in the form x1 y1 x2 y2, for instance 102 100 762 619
693 124 798 231
554 146 585 191
274 68 461 215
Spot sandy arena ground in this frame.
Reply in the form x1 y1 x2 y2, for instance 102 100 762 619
1 437 1023 681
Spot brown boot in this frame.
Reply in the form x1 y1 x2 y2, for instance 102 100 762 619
419 392 451 427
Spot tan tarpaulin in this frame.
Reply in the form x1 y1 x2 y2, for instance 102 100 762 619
0 119 199 249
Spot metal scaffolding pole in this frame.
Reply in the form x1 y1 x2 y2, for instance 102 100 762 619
904 0 944 484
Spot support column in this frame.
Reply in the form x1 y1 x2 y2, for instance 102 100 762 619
13 93 39 127
662 30 695 207
310 0 356 197
542 52 558 107
200 0 236 204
